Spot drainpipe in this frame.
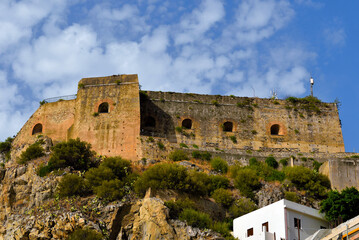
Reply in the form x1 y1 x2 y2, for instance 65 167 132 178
347 224 350 240
284 208 288 240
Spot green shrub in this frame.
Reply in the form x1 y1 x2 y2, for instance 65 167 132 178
37 164 51 177
192 144 199 149
192 151 211 161
211 188 233 208
284 166 330 198
18 143 45 164
279 158 289 167
68 227 102 240
210 157 228 173
179 143 188 148
284 191 300 203
320 187 359 222
201 151 212 161
211 221 233 238
0 137 13 161
58 174 88 198
147 137 154 142
169 149 188 161
211 100 219 106
229 198 258 218
207 175 230 193
192 150 201 159
179 208 212 229
134 163 189 195
93 179 126 201
157 141 165 150
229 136 237 144
234 168 261 199
175 126 183 133
165 198 196 219
84 157 134 200
48 138 95 171
265 156 278 169
313 160 322 172
249 157 259 166
100 157 132 179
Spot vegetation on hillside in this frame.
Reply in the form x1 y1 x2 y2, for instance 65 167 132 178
0 137 13 161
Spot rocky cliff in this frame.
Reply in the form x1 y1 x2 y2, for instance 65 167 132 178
0 161 226 240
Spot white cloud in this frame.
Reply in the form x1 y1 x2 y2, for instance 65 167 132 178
324 27 346 47
174 0 225 45
0 0 319 141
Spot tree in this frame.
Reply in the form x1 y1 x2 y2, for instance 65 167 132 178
48 138 95 171
320 187 359 222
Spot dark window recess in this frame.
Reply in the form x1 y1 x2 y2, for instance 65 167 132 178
320 226 327 229
32 123 43 135
247 228 254 237
144 116 156 127
271 124 280 135
98 102 109 113
223 121 233 132
182 119 192 129
294 218 301 229
262 222 269 232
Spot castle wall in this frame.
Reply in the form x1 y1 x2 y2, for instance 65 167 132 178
11 99 75 157
321 158 359 190
70 75 141 160
140 92 344 160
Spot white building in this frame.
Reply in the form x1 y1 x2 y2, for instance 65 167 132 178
233 199 328 240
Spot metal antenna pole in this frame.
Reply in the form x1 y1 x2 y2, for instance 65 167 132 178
310 77 314 97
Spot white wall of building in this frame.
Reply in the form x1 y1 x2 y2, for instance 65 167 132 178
233 199 328 240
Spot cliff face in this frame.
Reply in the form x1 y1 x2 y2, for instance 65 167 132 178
0 162 224 240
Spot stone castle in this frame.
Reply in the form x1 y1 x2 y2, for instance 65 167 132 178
12 74 358 190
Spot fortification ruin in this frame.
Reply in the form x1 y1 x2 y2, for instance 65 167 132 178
12 74 358 190
13 74 345 160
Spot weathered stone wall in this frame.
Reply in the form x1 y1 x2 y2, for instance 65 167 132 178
321 158 359 190
70 75 141 160
13 74 344 163
140 91 344 161
11 100 75 159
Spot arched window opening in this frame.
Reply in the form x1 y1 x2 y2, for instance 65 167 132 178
144 116 156 128
182 119 192 129
271 124 280 135
223 121 233 132
98 102 109 113
32 123 43 135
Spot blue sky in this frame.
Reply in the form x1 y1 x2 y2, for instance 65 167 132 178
0 0 358 152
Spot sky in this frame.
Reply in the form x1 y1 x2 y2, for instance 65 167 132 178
0 0 358 152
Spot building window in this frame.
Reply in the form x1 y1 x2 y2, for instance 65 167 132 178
32 123 43 135
182 119 192 129
247 228 253 237
320 226 327 229
223 121 233 132
262 222 269 232
98 102 109 113
270 124 280 135
294 218 301 229
144 116 156 128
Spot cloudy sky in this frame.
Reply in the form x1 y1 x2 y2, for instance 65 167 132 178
1 0 358 151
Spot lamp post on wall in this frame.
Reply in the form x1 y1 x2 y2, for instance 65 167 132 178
310 76 314 97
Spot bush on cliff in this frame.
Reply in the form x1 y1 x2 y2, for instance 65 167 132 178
17 142 45 164
134 163 230 196
284 166 330 198
48 138 95 171
179 208 212 229
210 157 228 173
58 173 88 197
233 168 261 199
169 149 188 161
211 188 233 208
84 157 136 201
68 227 102 240
0 137 13 161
